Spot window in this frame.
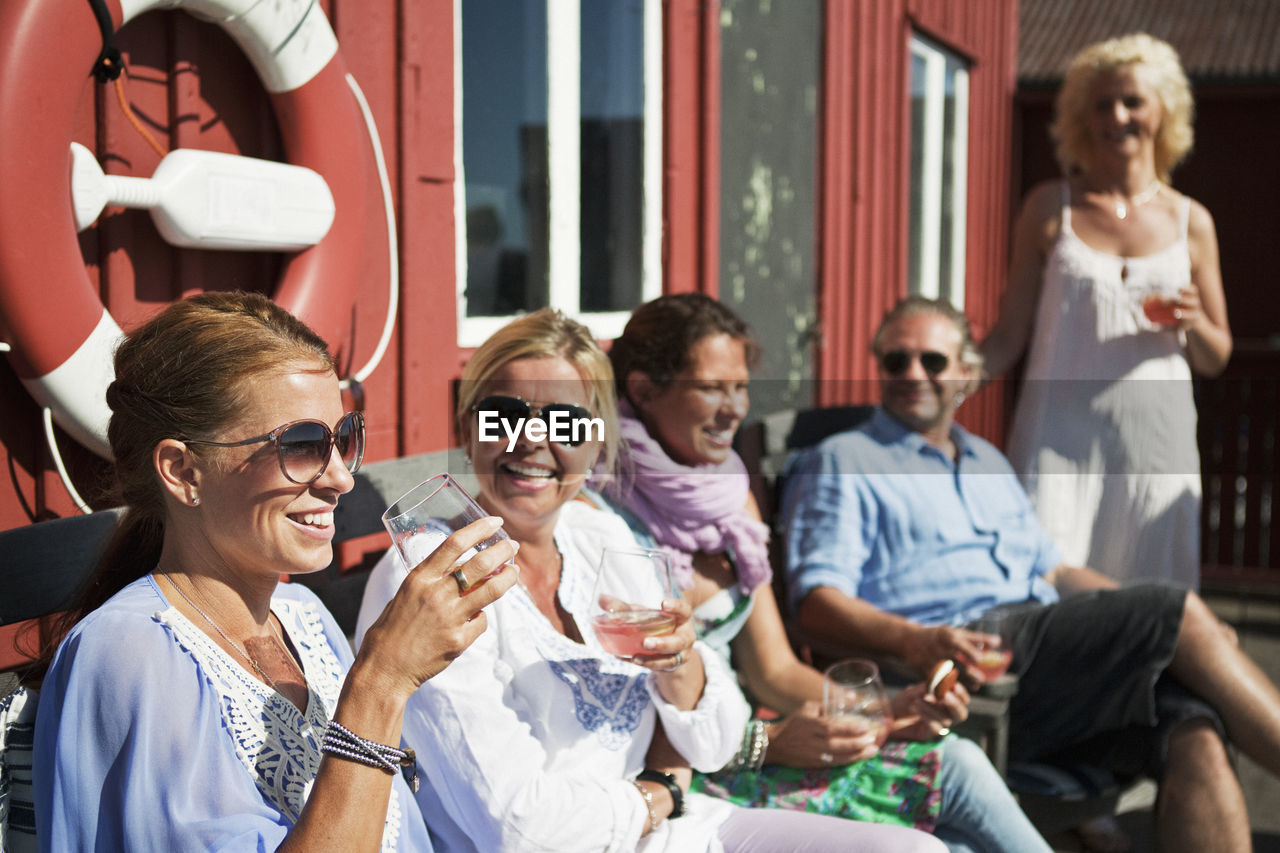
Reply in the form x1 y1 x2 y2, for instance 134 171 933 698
907 34 968 308
457 0 662 346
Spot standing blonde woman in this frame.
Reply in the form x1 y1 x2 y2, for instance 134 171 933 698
981 33 1231 590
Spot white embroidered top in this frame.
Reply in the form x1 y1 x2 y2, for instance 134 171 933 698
356 500 750 853
34 576 431 851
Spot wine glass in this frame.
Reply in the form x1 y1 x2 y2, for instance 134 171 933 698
381 473 513 585
964 605 1021 681
822 658 892 748
589 547 678 660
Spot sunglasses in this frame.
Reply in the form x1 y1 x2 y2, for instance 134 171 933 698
879 349 950 377
472 395 594 447
184 411 365 485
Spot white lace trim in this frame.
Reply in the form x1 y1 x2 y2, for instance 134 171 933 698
156 595 403 849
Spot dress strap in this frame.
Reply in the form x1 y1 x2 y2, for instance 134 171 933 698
1060 179 1072 231
1177 194 1191 241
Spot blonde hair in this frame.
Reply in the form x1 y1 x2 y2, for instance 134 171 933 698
457 309 620 473
1052 33 1194 182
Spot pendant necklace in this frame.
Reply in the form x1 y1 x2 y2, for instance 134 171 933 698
1114 180 1162 220
159 571 303 693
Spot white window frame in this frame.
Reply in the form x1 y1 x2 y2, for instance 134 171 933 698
454 0 663 347
908 34 968 309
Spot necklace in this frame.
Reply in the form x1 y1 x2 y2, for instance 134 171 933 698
159 571 301 693
1113 180 1162 220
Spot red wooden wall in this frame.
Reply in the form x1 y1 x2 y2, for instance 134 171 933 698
0 0 1020 537
816 0 1020 445
0 0 724 535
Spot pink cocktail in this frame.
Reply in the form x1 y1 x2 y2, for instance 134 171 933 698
590 610 676 658
1142 294 1179 327
589 547 678 662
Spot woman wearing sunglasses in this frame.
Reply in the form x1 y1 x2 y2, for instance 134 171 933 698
598 294 1051 853
355 308 945 852
32 291 517 850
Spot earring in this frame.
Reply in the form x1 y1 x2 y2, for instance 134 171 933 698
952 391 967 409
191 496 201 506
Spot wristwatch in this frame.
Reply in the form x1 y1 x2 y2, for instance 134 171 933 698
637 769 685 818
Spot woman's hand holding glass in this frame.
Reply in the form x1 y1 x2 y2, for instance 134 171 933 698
822 659 892 753
620 593 703 709
590 547 703 707
355 516 519 700
763 700 881 769
1171 284 1205 332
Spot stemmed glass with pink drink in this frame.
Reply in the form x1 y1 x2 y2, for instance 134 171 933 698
589 547 678 660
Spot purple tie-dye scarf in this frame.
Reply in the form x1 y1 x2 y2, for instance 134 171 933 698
597 400 771 594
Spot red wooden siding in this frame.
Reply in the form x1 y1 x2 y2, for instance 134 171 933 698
395 0 464 458
664 0 722 298
818 0 1019 444
0 0 1022 558
0 0 723 538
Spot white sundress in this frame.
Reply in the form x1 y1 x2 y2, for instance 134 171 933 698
1005 181 1201 588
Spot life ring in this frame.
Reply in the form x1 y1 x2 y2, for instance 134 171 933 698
0 0 368 457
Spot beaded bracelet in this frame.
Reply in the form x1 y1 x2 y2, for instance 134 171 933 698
744 719 769 772
322 720 420 792
723 718 769 773
631 779 660 833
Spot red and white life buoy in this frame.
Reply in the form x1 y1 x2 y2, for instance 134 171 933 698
0 0 368 457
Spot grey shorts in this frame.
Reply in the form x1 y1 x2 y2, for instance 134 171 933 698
1005 584 1225 778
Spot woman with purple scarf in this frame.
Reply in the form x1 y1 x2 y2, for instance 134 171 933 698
598 294 1051 853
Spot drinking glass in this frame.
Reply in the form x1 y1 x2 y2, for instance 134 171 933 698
822 658 892 748
965 606 1018 681
1139 289 1180 327
381 473 513 585
589 547 678 660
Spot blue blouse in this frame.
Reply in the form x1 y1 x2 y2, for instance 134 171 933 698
34 575 431 852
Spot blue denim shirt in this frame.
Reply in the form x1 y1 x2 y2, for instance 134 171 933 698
782 408 1061 626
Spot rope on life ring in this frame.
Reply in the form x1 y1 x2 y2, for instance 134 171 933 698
0 0 371 458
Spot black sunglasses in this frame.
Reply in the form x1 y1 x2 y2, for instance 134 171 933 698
183 411 365 485
472 395 594 447
879 349 950 377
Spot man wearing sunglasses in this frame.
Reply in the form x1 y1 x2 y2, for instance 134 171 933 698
780 296 1280 853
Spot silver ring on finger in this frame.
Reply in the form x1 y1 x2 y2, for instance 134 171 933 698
937 727 951 738
820 752 833 765
660 651 684 672
452 568 471 595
